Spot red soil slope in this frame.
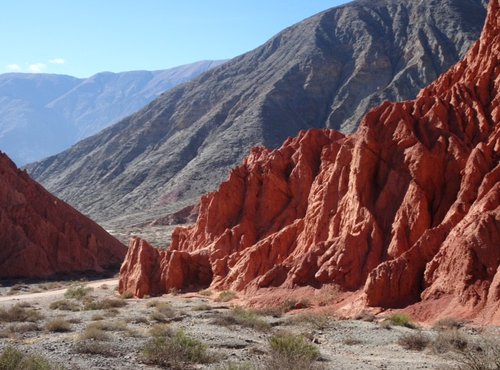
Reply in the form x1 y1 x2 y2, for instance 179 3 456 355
0 152 126 278
120 0 499 323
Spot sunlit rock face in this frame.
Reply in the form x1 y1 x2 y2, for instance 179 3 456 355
120 0 499 324
0 152 126 278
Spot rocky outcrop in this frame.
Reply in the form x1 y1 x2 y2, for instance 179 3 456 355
28 0 487 230
119 0 499 323
0 152 126 278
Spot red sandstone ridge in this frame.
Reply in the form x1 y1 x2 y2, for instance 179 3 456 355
0 152 126 278
120 0 499 323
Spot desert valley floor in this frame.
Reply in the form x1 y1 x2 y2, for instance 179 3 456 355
0 278 499 369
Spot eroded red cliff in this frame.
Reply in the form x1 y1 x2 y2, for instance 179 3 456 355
0 153 126 278
120 0 500 323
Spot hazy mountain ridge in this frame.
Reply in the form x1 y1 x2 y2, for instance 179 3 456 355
0 60 224 164
28 0 487 228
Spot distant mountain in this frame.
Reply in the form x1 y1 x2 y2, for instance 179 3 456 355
0 60 225 164
28 0 487 230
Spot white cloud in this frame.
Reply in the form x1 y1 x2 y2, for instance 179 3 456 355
28 63 46 73
6 64 21 72
49 58 65 65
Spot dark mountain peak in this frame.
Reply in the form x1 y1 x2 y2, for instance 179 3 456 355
28 0 487 231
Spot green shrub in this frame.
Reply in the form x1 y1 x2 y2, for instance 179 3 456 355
83 298 127 310
267 332 320 369
141 329 212 368
383 313 415 328
0 347 58 370
0 346 23 369
64 285 92 300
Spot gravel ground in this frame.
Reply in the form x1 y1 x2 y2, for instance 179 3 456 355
0 280 498 369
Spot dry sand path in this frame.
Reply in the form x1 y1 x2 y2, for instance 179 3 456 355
0 278 118 304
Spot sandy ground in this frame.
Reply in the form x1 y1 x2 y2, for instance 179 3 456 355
0 279 498 369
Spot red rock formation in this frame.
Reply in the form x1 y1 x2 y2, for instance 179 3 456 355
0 152 126 278
120 0 499 323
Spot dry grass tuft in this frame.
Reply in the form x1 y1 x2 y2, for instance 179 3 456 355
398 331 430 351
46 317 72 332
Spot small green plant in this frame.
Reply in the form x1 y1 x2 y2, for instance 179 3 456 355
46 318 72 332
383 313 415 328
141 329 213 368
215 290 237 302
0 346 57 370
64 284 92 300
0 303 43 322
149 323 173 338
267 331 320 370
398 331 430 351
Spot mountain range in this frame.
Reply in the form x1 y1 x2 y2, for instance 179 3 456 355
0 60 224 165
28 0 487 230
119 0 500 324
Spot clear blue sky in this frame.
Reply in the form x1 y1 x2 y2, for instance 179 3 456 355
0 1 350 78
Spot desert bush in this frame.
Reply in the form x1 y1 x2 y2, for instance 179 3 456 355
212 307 271 331
46 318 71 332
266 331 320 370
215 290 237 302
342 336 363 346
141 329 213 368
38 282 64 291
120 291 134 299
149 323 173 338
84 298 127 310
432 318 465 331
383 313 415 329
354 311 376 322
453 336 500 370
398 331 430 351
88 320 127 332
215 362 257 370
64 285 92 300
149 302 177 322
286 313 334 330
432 329 469 354
74 341 117 357
0 303 43 322
0 346 58 370
198 289 213 296
79 325 111 341
192 303 213 311
49 299 80 311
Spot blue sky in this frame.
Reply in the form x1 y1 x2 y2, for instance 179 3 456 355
0 1 350 78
